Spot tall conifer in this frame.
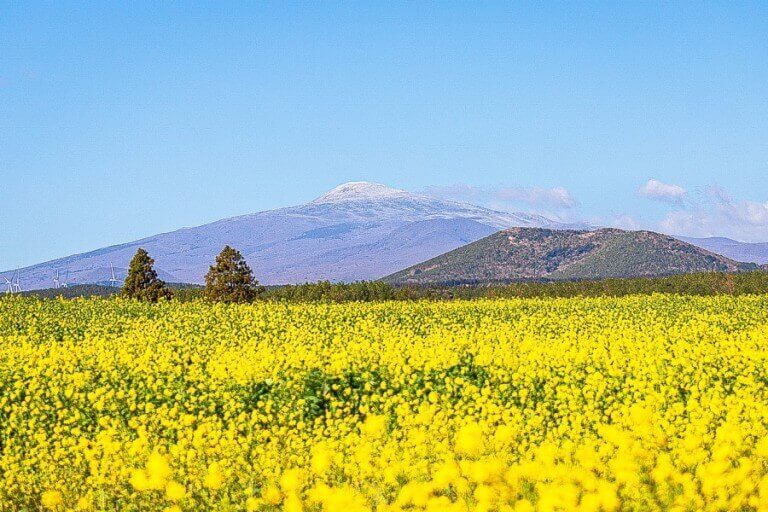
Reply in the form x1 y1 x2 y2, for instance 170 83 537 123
123 248 172 301
204 245 263 302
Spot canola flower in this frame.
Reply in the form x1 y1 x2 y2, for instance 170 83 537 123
0 294 767 511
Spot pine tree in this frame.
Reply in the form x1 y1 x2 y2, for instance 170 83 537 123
204 245 263 303
122 248 172 302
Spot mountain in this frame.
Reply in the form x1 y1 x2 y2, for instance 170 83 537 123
2 182 578 290
385 227 757 285
678 236 768 264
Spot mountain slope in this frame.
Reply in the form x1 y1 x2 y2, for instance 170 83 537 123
385 228 756 285
678 236 768 264
2 182 575 290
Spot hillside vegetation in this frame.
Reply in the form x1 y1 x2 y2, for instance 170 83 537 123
16 271 768 302
386 227 756 285
20 283 201 300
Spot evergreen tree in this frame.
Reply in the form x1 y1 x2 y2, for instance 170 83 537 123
122 248 172 302
204 245 263 302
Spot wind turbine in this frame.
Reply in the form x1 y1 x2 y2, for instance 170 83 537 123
12 271 22 293
2 275 12 294
109 263 119 287
53 270 61 289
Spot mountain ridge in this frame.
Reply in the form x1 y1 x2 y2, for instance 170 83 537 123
385 227 757 285
679 236 768 264
2 182 578 290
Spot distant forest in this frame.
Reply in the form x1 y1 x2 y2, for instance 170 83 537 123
13 270 768 302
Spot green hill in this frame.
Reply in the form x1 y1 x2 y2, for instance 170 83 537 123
385 228 757 285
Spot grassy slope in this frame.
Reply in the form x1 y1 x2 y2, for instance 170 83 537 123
386 228 755 285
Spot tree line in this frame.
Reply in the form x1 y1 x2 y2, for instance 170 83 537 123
121 245 768 303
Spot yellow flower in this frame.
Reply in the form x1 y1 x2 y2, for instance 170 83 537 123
262 485 282 505
432 460 460 488
146 451 172 489
284 493 303 512
41 490 63 509
203 462 224 490
165 481 186 501
130 470 151 492
455 422 484 457
280 468 303 493
311 444 333 475
513 499 534 512
75 496 92 511
360 414 387 438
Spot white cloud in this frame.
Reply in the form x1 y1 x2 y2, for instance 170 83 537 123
610 215 641 231
708 186 768 226
658 210 701 235
422 184 482 202
496 186 579 209
658 186 768 242
637 179 687 205
424 183 579 210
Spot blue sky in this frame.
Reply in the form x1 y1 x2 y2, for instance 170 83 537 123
2 2 768 269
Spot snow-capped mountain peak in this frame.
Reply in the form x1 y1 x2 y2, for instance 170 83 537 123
312 182 414 204
5 181 581 290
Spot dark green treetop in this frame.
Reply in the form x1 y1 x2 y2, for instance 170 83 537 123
204 245 263 303
122 248 172 302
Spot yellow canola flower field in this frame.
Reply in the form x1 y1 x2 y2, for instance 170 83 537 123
1 295 768 511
